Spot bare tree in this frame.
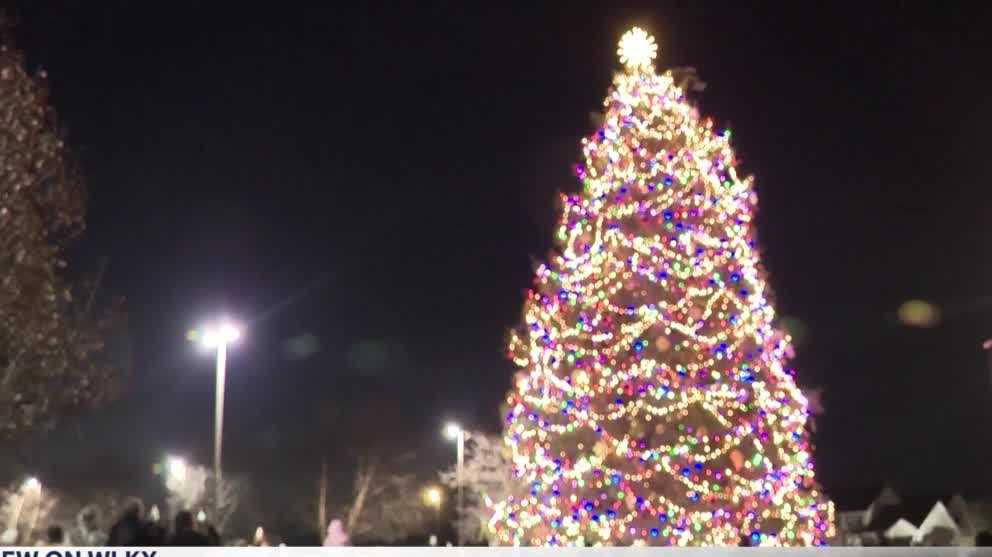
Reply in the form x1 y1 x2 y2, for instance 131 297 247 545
340 453 427 544
165 464 207 514
45 489 125 546
204 475 243 534
164 462 242 533
440 432 520 545
0 481 58 545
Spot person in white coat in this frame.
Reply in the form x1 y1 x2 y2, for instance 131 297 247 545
323 519 349 546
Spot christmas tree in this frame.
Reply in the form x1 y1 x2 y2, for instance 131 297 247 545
489 28 833 546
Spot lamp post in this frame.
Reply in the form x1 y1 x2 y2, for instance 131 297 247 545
443 422 465 545
197 320 240 516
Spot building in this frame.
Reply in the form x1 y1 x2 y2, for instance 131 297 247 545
832 486 992 546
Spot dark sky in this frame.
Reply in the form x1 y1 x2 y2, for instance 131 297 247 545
5 0 992 510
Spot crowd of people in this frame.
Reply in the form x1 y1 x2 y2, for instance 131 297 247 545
39 498 224 547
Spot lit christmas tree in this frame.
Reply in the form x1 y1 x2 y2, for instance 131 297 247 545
489 28 834 546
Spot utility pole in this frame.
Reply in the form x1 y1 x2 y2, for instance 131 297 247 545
455 429 464 546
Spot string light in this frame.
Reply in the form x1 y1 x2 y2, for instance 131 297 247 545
488 27 834 546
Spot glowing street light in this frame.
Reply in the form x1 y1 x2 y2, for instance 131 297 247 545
443 422 461 440
201 322 241 349
22 477 40 492
424 486 442 507
423 486 443 544
194 319 241 515
443 422 466 545
167 456 188 482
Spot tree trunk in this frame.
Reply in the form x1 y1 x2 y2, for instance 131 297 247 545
317 457 327 538
346 460 376 533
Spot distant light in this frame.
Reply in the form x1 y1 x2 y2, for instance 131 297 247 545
149 505 161 523
897 300 940 328
23 477 40 491
443 422 462 440
167 456 187 481
424 486 442 506
196 509 207 523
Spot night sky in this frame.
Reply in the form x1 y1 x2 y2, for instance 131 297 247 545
5 1 992 511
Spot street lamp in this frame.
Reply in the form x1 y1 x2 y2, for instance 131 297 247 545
197 319 240 516
423 486 443 544
443 422 465 546
425 486 442 507
167 456 188 482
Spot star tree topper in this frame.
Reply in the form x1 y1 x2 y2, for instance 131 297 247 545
617 26 658 71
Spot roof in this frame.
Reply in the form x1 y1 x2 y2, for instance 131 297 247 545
884 518 918 540
867 496 961 533
917 501 961 538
